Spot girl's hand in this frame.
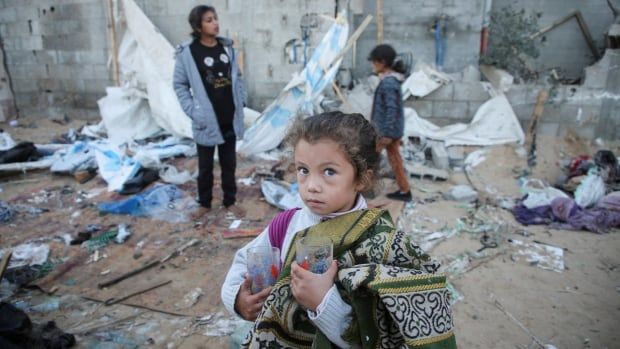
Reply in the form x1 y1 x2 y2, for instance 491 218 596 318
290 260 338 311
234 275 272 321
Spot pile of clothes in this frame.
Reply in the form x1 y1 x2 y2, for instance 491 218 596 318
512 150 620 234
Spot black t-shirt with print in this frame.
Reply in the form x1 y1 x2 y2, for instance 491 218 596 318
190 40 235 136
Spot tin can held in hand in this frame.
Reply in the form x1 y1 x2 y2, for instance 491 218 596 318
295 236 333 274
247 246 280 294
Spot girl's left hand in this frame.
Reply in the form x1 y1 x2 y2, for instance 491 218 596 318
290 260 338 311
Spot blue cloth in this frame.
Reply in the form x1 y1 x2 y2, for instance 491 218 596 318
371 75 405 139
173 37 247 146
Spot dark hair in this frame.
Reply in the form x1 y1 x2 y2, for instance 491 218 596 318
188 5 216 40
284 112 379 191
368 44 406 74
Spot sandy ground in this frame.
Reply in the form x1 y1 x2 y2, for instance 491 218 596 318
0 116 619 349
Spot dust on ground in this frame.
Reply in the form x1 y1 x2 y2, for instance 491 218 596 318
1 117 619 349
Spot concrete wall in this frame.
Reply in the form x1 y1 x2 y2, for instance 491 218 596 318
491 0 615 82
0 0 111 120
134 0 340 111
0 0 615 133
405 75 612 141
352 0 485 78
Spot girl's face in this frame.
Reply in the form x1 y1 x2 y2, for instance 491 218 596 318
294 139 362 216
371 60 388 74
199 11 219 37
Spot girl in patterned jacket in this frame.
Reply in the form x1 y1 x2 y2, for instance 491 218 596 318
221 112 455 349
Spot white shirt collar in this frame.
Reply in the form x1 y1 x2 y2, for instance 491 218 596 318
302 195 368 223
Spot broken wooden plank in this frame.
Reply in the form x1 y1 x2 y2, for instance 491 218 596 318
221 228 263 239
0 251 12 281
328 15 373 70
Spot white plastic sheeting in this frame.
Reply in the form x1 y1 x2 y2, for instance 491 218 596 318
97 87 162 145
90 142 141 192
116 0 192 138
402 62 452 100
405 95 525 147
237 12 350 155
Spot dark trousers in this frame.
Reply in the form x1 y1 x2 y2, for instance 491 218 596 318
197 134 237 208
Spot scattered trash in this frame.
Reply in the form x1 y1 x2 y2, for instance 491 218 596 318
514 192 620 234
574 169 606 208
520 179 569 209
50 141 97 175
0 201 13 223
83 230 118 252
510 239 564 273
115 224 132 244
0 130 16 151
98 184 197 223
175 288 204 309
91 141 141 192
444 185 478 203
4 243 50 269
261 180 304 210
159 164 195 185
202 312 248 337
30 297 61 313
229 220 242 229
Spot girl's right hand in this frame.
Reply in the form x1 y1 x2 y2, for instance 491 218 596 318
234 275 272 321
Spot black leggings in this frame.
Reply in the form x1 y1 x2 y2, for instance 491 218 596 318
196 135 237 208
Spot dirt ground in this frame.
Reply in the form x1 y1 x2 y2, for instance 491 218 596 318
1 116 619 349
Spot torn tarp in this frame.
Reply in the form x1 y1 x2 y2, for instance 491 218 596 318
402 61 452 100
90 142 141 192
50 142 97 174
111 0 192 138
237 11 349 155
405 94 525 147
98 184 197 223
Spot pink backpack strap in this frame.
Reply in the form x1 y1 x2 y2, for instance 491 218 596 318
268 208 301 255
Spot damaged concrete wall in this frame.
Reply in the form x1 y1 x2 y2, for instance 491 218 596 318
0 0 111 120
134 0 340 111
0 36 17 121
352 0 485 78
492 0 614 82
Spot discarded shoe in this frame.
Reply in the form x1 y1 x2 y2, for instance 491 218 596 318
386 190 412 202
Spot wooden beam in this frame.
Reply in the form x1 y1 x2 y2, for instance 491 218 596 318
233 33 245 75
105 0 120 86
328 15 373 70
376 0 384 44
530 11 600 60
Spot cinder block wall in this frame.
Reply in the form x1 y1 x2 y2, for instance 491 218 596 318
0 0 111 120
491 0 614 82
404 81 608 140
0 0 615 139
353 0 485 78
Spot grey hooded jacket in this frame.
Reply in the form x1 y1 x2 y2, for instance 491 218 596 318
173 37 247 146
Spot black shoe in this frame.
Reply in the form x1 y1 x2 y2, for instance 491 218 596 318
386 190 412 202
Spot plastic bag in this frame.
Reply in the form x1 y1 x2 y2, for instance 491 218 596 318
98 184 197 223
574 171 606 208
521 179 569 209
261 180 304 210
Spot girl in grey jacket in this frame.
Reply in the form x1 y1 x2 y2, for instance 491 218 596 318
173 5 247 218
